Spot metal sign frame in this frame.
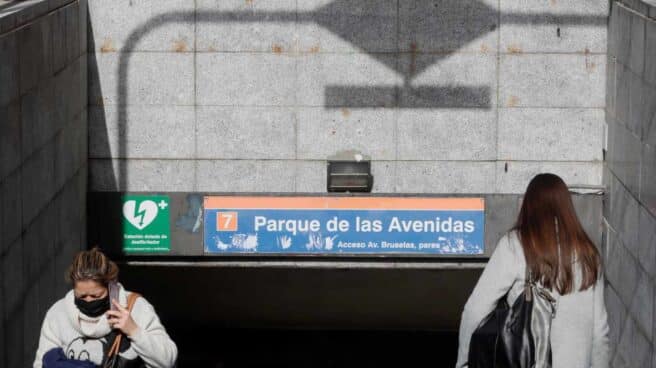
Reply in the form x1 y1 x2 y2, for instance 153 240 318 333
88 192 526 262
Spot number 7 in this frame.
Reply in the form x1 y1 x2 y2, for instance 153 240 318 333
217 212 238 231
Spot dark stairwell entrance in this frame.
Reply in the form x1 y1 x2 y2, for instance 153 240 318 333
119 264 482 367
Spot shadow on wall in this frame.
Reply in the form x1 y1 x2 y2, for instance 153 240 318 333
87 16 116 191
87 9 119 246
109 0 606 192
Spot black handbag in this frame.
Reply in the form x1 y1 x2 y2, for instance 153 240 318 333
468 271 557 368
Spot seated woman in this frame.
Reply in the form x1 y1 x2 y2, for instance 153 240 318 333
33 247 178 368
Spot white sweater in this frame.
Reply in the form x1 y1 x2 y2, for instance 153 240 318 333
456 231 609 368
33 284 178 368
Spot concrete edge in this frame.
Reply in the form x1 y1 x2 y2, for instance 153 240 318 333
122 260 488 269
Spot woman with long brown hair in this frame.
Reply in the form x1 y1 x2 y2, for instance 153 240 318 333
456 173 609 367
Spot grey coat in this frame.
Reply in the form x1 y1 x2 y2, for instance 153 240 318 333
456 231 609 368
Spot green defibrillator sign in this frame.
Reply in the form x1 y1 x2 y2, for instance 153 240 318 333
122 195 171 252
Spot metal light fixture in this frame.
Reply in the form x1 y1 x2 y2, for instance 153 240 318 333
327 160 373 192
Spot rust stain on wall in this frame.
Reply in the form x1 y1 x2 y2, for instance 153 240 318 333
173 40 188 52
245 0 254 4
583 48 596 72
341 108 351 118
480 44 489 53
507 95 520 107
272 44 283 54
308 45 320 54
100 38 116 53
506 45 522 54
409 42 418 75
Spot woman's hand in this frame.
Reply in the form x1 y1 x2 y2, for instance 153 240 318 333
106 299 139 337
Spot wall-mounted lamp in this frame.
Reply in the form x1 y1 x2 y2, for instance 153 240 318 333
327 161 373 192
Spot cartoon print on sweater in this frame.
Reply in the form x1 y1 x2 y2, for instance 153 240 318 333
65 336 109 363
33 285 178 368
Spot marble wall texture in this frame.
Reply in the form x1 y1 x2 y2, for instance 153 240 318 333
0 0 88 367
86 0 608 195
604 0 656 366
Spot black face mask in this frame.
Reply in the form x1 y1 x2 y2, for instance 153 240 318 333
75 295 110 318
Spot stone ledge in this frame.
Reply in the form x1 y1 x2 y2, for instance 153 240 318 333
0 0 75 35
619 0 656 19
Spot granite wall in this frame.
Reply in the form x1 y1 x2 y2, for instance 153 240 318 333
0 0 88 366
86 0 608 195
604 0 656 366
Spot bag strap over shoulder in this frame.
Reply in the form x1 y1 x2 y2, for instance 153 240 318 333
127 292 141 310
106 292 142 358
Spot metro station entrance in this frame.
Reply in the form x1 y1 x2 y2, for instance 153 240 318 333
88 193 600 366
119 264 483 367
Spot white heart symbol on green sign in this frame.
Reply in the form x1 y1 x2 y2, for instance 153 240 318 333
123 200 158 230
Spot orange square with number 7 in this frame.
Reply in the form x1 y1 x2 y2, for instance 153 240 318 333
216 212 238 231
